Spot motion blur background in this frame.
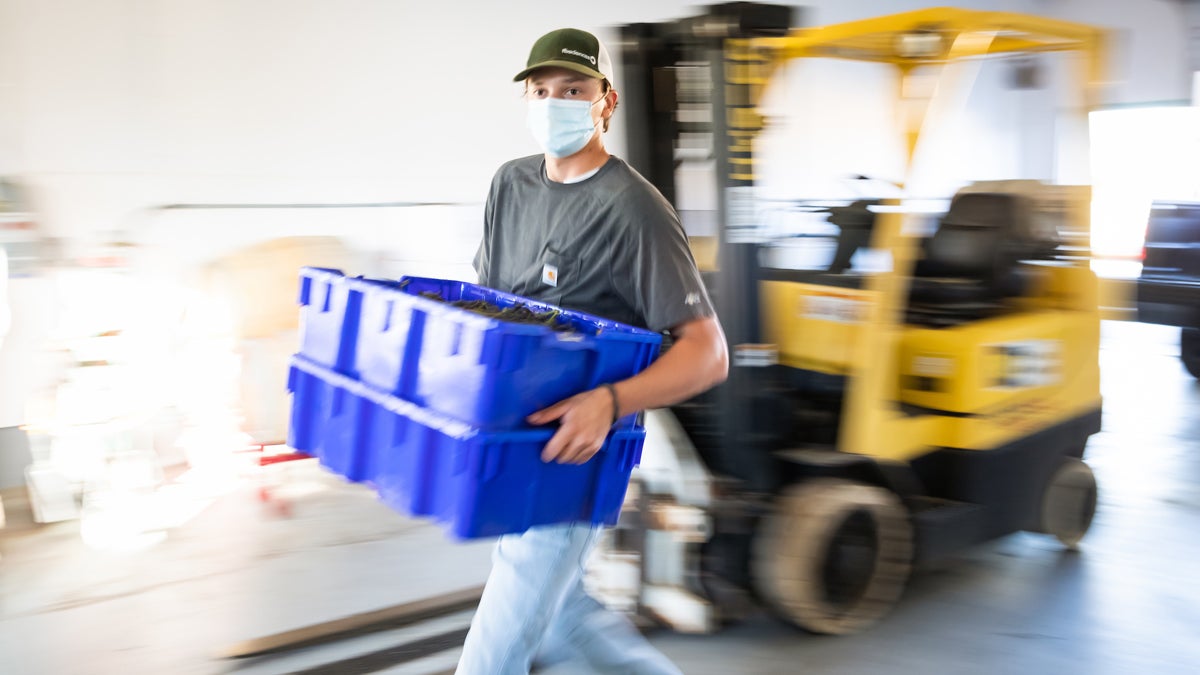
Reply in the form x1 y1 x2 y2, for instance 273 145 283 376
1 1 1198 673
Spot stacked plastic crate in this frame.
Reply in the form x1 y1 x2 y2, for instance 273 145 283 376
286 268 662 539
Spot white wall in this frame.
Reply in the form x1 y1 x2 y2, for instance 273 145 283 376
0 0 1193 248
0 0 696 247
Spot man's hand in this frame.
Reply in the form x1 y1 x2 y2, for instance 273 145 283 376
527 387 617 464
525 315 728 465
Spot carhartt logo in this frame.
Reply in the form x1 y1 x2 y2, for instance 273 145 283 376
542 264 559 287
561 48 596 65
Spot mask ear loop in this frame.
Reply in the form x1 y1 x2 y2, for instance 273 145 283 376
583 96 604 133
592 94 611 130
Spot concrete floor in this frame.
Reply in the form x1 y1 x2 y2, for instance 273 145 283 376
2 320 1198 674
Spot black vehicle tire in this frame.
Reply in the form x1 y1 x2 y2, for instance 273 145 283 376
1181 328 1200 380
752 479 912 635
1039 458 1098 549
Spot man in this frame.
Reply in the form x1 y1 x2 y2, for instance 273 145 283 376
457 28 728 674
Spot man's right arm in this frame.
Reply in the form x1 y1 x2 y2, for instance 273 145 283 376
609 313 728 415
529 313 728 465
531 184 729 464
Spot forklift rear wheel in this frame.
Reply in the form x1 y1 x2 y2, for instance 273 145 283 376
752 479 912 635
1182 328 1200 380
1040 458 1098 549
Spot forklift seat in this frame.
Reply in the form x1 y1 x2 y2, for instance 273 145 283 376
908 192 1056 324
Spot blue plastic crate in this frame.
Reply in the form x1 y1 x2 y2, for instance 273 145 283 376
288 356 645 539
286 360 372 481
349 274 662 430
297 267 364 375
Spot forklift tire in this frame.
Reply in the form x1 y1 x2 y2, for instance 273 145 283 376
1182 328 1200 380
1039 458 1098 549
752 479 912 635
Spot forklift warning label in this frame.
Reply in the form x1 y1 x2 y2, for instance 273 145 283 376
802 293 866 323
983 339 1062 389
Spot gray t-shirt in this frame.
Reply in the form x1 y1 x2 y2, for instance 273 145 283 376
473 155 714 333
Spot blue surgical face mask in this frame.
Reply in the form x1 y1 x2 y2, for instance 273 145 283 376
526 97 603 158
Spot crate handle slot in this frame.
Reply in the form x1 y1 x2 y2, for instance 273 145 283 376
382 299 394 332
450 322 464 357
397 310 427 401
299 276 313 306
481 442 504 482
392 410 411 445
322 281 334 313
331 386 345 415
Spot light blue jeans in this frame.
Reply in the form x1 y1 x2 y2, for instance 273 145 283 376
456 522 682 675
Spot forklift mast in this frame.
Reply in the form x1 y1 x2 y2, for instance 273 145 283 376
619 3 796 490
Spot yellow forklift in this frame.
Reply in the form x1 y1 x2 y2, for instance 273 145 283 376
592 5 1108 635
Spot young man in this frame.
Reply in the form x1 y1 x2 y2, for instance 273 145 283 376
457 28 728 674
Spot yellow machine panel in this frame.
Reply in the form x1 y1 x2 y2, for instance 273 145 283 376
898 312 1091 412
897 266 1102 452
762 263 1102 456
760 280 877 375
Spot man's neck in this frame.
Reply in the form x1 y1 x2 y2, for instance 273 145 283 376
545 138 609 183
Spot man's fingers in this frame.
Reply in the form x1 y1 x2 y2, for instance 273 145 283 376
543 432 600 465
559 438 603 465
534 391 608 463
528 399 571 425
557 442 583 465
548 435 584 464
541 429 568 463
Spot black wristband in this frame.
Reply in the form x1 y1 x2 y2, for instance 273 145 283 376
601 383 620 425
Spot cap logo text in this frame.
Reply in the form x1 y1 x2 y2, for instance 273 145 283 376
561 48 596 65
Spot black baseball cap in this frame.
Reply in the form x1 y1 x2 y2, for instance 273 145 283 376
513 28 614 83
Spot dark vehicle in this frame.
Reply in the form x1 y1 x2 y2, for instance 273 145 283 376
1137 201 1200 378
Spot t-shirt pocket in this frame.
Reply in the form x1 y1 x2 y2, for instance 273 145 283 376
512 248 580 307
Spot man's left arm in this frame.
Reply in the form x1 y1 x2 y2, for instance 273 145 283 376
528 314 728 464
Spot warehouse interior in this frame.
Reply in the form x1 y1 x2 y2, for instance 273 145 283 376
2 1 1199 673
